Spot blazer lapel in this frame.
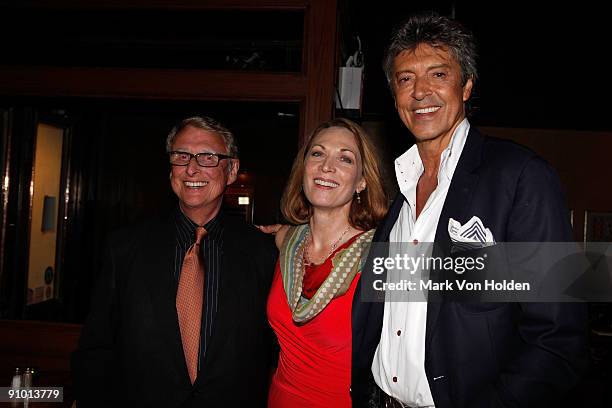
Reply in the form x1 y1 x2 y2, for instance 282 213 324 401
143 219 190 383
426 128 484 350
352 194 405 349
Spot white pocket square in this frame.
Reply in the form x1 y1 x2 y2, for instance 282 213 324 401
448 216 496 252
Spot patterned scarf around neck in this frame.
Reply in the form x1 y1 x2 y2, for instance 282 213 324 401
279 224 375 323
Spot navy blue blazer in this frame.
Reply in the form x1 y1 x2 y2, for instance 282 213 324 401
351 128 588 408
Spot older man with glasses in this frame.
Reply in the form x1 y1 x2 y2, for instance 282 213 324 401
73 116 277 407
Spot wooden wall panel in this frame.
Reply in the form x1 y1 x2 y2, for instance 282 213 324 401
0 0 338 143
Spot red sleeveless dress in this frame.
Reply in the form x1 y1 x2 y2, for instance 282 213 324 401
267 235 361 408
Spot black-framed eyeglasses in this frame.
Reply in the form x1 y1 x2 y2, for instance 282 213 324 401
169 151 233 167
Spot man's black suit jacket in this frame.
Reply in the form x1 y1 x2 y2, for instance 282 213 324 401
72 213 277 407
351 128 588 407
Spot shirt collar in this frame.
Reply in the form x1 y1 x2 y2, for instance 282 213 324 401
175 207 223 243
394 118 470 201
440 118 470 181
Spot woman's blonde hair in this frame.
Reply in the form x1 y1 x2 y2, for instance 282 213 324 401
281 118 388 230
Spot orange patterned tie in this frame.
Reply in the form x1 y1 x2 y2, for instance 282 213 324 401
176 226 207 384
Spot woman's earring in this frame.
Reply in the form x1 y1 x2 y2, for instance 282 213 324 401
356 191 361 204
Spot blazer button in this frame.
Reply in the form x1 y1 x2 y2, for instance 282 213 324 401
392 376 398 383
397 330 401 336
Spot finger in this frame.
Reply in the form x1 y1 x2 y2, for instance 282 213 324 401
258 224 282 234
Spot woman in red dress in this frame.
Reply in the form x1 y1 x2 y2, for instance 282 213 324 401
267 118 388 407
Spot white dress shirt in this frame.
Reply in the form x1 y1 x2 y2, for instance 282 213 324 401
372 119 470 407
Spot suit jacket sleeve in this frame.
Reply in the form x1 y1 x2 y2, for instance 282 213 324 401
71 233 125 408
473 156 589 407
253 230 280 366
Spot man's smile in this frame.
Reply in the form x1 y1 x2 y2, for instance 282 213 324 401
414 106 441 114
184 181 208 188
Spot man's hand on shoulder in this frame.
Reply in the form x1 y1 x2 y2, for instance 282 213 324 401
256 224 282 235
256 224 289 249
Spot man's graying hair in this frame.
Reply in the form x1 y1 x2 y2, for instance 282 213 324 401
166 116 239 158
383 12 478 89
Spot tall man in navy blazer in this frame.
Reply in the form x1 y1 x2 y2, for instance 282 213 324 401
351 12 588 408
